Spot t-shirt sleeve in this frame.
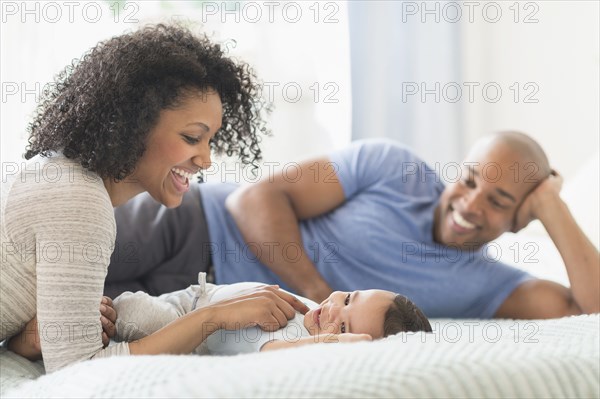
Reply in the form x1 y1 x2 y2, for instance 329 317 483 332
32 170 130 372
469 255 536 318
328 138 439 200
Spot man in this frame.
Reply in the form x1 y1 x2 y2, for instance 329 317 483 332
107 132 599 319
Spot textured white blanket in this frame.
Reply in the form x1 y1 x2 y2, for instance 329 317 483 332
2 315 599 398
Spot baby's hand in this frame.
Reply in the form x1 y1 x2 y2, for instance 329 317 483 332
336 333 372 343
319 332 372 344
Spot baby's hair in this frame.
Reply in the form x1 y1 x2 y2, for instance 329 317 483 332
383 294 432 337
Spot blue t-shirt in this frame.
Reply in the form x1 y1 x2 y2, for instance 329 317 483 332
199 139 533 318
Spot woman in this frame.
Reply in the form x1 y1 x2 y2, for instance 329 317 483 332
0 24 306 373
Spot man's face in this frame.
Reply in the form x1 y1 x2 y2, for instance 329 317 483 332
434 141 541 250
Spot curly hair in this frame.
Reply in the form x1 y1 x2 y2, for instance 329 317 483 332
383 294 432 337
25 23 269 180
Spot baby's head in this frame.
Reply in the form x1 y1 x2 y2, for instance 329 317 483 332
303 290 432 338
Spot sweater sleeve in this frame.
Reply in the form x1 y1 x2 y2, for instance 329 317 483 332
26 160 130 372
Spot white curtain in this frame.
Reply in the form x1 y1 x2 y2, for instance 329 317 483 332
347 1 599 182
348 0 463 168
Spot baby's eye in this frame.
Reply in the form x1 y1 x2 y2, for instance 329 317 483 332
463 178 476 188
340 322 346 333
344 293 350 306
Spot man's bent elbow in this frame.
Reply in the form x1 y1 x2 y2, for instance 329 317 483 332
225 185 257 215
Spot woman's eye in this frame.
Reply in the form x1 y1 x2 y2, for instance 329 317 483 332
340 322 346 333
183 135 200 144
344 293 350 306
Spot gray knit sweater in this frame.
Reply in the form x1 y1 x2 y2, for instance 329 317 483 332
1 154 130 372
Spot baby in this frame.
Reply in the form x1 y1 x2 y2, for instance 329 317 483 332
114 273 432 354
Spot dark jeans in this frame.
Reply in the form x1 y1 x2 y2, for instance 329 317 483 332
105 185 212 299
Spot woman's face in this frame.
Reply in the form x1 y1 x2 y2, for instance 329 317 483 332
304 290 395 339
127 91 222 208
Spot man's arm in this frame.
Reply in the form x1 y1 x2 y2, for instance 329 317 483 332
497 172 599 318
225 157 345 302
495 279 582 319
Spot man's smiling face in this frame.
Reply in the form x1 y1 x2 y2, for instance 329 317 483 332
433 135 547 250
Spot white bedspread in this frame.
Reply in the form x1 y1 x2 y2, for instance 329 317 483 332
2 315 599 398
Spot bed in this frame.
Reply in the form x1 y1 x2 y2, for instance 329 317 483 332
2 153 599 398
2 315 598 398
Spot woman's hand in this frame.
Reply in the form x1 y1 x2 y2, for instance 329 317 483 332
208 285 309 332
7 315 42 361
100 296 117 345
220 285 310 315
7 296 117 360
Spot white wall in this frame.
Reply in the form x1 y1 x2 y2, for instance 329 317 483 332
2 1 598 186
0 1 352 184
460 1 599 179
458 0 600 268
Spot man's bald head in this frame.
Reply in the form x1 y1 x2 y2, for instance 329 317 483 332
468 131 551 184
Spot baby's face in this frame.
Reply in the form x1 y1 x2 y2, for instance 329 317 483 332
303 290 395 338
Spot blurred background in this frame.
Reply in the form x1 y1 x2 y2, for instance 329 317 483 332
2 1 598 272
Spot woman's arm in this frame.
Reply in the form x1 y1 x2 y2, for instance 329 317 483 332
10 286 308 358
8 296 116 361
128 287 309 355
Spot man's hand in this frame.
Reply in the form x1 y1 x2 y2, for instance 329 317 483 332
7 296 117 360
512 170 563 233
